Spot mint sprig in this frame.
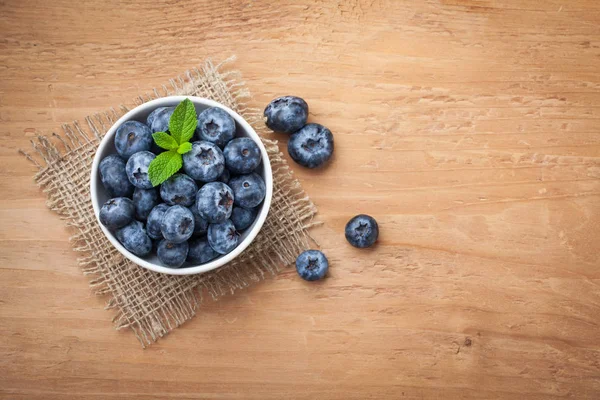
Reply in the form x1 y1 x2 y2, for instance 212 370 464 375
148 98 196 186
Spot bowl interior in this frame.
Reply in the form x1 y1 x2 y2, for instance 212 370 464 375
91 96 272 275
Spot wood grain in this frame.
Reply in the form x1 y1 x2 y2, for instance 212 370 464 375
1 0 599 398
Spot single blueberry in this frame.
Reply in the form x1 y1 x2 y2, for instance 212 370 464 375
148 106 175 134
217 168 230 184
182 141 225 182
132 188 159 221
125 151 155 189
114 120 153 159
160 173 198 206
187 237 220 264
288 123 334 169
99 197 135 230
229 173 266 209
99 154 134 197
187 205 209 236
223 137 262 174
230 206 258 231
195 182 234 224
157 240 189 268
264 96 309 134
345 214 379 248
207 219 239 255
115 220 152 257
196 107 236 148
146 203 169 240
160 205 195 244
295 250 329 281
146 107 167 129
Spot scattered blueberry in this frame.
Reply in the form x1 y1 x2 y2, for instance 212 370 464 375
115 220 152 257
187 237 220 264
207 219 239 255
188 205 209 236
157 240 189 268
217 168 230 184
99 154 134 197
264 96 309 134
295 250 329 281
160 173 198 206
229 173 266 209
196 182 234 224
132 188 159 220
160 205 195 244
114 121 153 159
288 123 334 168
345 214 379 248
99 197 135 230
148 106 175 134
125 151 155 189
230 206 258 231
196 107 236 148
224 137 262 174
146 203 169 240
182 141 225 182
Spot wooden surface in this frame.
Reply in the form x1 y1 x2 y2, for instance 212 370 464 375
1 0 599 398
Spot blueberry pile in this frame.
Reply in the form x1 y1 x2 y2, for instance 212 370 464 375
265 96 380 282
98 105 266 269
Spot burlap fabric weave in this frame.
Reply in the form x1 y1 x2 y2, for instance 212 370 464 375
21 58 319 347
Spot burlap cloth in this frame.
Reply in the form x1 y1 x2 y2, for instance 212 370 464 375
21 58 319 347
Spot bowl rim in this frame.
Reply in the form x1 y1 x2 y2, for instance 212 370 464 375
90 96 273 275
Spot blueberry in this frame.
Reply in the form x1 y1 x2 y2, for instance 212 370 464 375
132 188 159 220
345 214 379 248
223 137 262 174
160 173 198 206
126 151 155 189
99 197 135 230
114 121 153 159
196 182 234 224
217 168 230 184
187 237 219 264
230 206 258 231
207 219 239 255
196 107 236 148
182 141 225 182
288 123 334 169
229 173 266 209
148 106 175 134
115 220 152 257
295 250 329 281
146 203 169 240
160 205 195 244
264 96 309 134
146 107 167 129
157 240 189 268
188 205 208 236
99 154 134 197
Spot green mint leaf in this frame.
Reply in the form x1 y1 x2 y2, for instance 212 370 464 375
177 142 193 155
148 150 183 187
169 98 197 144
152 132 179 151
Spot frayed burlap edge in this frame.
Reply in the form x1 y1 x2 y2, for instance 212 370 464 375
20 57 320 347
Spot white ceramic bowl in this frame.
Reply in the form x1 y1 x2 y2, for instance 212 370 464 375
90 96 273 275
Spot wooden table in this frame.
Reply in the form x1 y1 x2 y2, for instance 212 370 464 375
1 1 599 398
